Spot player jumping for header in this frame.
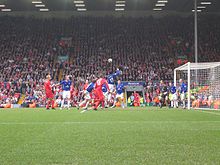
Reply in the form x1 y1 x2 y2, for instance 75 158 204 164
107 68 122 104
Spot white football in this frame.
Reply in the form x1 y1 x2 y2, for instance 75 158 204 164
108 58 112 63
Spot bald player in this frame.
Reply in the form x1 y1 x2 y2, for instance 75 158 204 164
44 74 55 109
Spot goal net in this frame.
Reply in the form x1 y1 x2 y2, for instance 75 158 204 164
174 62 220 110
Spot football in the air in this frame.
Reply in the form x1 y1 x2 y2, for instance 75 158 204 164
108 58 112 63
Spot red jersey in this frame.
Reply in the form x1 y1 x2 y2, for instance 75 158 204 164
70 86 75 99
6 82 10 90
44 80 54 99
83 83 89 90
134 93 140 101
95 78 109 91
44 80 52 93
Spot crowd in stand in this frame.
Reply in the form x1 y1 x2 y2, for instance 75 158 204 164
0 15 219 106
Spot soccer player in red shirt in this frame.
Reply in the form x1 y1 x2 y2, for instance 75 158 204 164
93 75 110 110
44 74 55 109
133 91 140 107
83 80 89 91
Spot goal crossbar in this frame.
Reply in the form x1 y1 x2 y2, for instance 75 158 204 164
174 62 220 71
174 62 220 110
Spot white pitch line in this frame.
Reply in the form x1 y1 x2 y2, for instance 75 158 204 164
0 121 220 125
200 110 220 116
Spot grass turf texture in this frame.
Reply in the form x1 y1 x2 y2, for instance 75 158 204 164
0 108 219 165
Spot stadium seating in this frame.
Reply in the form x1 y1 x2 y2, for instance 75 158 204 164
0 16 219 105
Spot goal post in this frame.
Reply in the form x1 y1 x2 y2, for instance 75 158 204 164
174 62 220 110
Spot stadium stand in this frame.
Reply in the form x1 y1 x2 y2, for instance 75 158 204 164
0 15 219 106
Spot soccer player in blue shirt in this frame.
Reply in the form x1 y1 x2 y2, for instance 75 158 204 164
107 69 122 91
107 68 122 103
79 80 96 112
102 84 109 108
169 82 178 108
60 75 72 109
179 79 187 109
111 80 125 109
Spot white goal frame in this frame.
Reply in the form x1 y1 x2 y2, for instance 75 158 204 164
174 62 220 110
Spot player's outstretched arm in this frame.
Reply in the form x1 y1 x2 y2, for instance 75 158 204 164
51 83 60 87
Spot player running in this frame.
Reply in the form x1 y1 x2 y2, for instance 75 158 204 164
60 75 72 110
44 74 55 110
78 79 96 111
111 80 125 109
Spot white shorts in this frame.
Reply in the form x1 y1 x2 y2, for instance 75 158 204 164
63 90 71 99
116 93 124 99
180 93 186 101
84 91 91 100
108 92 113 101
172 93 178 101
108 84 115 93
103 92 108 100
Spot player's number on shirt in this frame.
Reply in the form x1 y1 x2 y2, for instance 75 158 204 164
97 79 102 86
110 77 114 83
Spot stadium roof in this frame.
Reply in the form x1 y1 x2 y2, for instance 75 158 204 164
0 0 219 12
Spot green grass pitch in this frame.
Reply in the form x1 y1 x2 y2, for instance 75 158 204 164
0 107 219 165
